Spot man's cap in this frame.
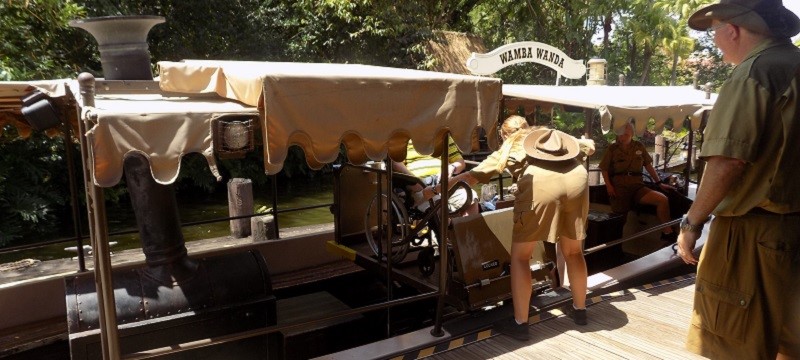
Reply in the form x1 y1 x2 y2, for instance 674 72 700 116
688 0 800 38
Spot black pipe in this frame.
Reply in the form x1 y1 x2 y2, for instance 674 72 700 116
122 153 197 282
62 113 87 272
70 16 198 283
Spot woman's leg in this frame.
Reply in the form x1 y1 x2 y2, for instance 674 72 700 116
510 240 538 323
637 187 673 234
559 236 587 308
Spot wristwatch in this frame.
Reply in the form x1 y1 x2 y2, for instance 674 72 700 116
680 214 706 234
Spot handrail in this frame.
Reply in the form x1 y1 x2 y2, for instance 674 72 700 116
0 201 335 256
583 218 681 256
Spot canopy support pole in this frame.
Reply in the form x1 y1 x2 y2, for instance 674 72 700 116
78 73 121 360
431 132 450 337
63 111 87 272
385 158 394 337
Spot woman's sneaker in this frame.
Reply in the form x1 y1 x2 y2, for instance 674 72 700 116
565 306 588 325
494 318 530 341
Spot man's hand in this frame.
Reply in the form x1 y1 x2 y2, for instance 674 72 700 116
606 184 617 198
677 230 699 265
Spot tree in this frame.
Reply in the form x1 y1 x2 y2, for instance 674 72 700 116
655 0 711 85
0 0 87 80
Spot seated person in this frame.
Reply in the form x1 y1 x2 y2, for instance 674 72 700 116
392 135 479 216
598 122 676 242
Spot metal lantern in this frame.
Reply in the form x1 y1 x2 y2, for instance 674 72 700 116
213 115 257 159
20 90 61 130
587 58 608 86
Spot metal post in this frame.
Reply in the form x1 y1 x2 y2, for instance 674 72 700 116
270 174 280 239
77 72 121 360
583 108 593 172
384 159 394 337
684 123 695 196
431 132 450 337
62 112 86 272
373 161 387 336
497 98 505 199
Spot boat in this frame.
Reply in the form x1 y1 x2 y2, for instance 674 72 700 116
0 18 716 359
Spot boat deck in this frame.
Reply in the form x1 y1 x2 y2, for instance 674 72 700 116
427 274 703 360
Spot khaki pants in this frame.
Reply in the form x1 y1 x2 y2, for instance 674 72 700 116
686 212 800 359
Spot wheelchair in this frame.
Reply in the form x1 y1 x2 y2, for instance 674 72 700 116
363 171 473 276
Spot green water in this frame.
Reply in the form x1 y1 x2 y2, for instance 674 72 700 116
0 176 336 264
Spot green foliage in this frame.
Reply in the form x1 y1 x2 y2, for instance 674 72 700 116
0 128 70 246
0 0 87 80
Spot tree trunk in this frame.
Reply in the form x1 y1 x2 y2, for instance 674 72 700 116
639 44 653 85
603 14 613 46
670 53 679 86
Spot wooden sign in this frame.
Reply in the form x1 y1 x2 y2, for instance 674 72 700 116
466 41 586 79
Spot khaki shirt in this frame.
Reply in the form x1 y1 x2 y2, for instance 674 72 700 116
469 133 593 213
700 38 800 215
598 140 652 176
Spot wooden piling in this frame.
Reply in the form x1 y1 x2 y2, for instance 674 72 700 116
228 178 253 238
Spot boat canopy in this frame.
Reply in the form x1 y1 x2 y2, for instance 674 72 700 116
158 61 502 176
1 61 502 187
502 84 716 136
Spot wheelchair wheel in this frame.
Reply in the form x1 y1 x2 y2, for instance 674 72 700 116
364 192 410 263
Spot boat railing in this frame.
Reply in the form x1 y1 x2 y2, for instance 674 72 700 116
584 218 680 256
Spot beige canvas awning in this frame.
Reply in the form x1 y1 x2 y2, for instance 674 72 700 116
158 60 503 175
502 84 716 135
4 61 501 187
85 94 258 187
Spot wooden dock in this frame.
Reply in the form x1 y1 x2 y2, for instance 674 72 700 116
428 274 705 360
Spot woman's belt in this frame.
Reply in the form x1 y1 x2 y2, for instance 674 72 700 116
746 207 800 216
615 172 642 177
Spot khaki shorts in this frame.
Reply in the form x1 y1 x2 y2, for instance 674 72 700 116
511 187 589 244
686 212 800 358
610 175 649 214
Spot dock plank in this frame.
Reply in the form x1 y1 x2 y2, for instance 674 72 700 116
429 276 705 360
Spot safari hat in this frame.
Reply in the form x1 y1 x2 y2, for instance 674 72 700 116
688 0 800 38
523 129 579 161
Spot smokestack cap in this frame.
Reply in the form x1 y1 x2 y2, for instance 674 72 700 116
70 16 165 80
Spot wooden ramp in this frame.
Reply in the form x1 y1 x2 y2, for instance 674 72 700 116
428 274 705 360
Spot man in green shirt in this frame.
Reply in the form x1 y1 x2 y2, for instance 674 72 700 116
679 1 800 358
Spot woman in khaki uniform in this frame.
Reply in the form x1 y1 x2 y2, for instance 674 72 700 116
599 122 676 242
421 115 595 341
